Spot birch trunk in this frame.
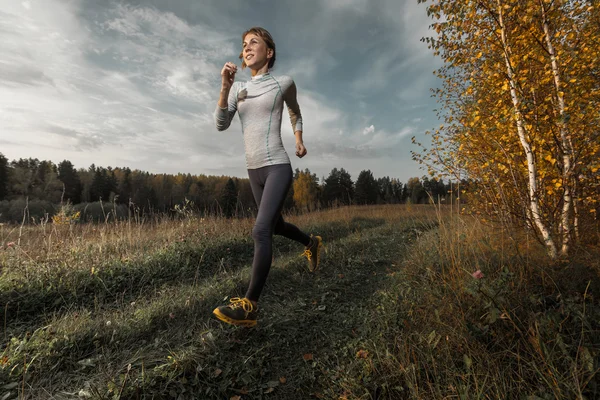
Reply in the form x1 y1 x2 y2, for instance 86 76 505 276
497 0 558 259
540 0 574 256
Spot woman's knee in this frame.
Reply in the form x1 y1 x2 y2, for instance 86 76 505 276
252 223 271 241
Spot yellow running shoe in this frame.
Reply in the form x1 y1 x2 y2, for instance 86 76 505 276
213 297 258 327
301 235 323 272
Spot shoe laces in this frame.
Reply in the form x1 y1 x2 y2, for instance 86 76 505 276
228 297 255 312
301 249 313 261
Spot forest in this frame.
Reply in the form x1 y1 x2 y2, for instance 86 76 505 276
0 152 459 223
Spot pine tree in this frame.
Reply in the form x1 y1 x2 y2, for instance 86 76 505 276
58 160 82 203
0 153 8 201
220 178 238 217
354 170 378 205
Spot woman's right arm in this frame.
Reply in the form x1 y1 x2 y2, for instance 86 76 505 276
215 62 238 131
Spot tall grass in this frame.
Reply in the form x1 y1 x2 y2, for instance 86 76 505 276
363 204 600 399
0 204 597 399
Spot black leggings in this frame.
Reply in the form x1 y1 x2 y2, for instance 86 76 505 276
245 163 311 301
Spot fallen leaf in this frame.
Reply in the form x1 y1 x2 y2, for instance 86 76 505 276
265 387 275 394
303 353 313 361
230 396 241 400
356 349 369 359
279 377 287 384
214 368 223 377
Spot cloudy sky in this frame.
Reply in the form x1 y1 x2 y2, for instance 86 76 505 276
0 0 441 182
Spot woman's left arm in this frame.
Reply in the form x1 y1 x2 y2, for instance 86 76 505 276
284 79 307 158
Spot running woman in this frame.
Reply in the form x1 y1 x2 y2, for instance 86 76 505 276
212 27 323 327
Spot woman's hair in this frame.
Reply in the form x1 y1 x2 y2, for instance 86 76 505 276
239 27 276 69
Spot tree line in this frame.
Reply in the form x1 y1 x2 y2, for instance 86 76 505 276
0 153 457 223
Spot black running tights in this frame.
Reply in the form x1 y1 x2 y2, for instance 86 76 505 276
245 163 311 301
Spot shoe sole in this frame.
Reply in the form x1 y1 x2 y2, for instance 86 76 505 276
212 308 257 327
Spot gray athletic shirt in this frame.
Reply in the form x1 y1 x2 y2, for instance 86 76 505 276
214 72 303 169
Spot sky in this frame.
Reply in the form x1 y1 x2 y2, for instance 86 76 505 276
0 0 442 183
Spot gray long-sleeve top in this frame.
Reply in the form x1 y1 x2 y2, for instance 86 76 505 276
214 72 303 169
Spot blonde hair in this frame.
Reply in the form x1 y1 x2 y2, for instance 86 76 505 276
239 27 276 69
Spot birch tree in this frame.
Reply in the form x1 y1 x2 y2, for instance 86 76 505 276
414 0 600 259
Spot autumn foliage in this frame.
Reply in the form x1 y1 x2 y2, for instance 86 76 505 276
414 0 600 258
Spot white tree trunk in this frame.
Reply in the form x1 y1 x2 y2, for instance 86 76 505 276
540 0 574 256
497 0 558 259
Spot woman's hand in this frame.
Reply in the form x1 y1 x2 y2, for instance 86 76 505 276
220 62 238 91
295 142 307 158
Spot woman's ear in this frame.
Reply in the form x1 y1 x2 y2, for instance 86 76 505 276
267 48 274 59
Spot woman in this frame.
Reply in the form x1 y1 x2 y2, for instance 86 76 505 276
212 27 323 327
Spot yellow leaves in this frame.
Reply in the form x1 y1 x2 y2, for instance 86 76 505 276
498 164 509 174
544 154 557 166
419 0 600 237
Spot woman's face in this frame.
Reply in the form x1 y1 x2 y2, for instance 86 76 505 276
243 33 272 70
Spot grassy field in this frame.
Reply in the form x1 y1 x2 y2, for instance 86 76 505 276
1 205 598 399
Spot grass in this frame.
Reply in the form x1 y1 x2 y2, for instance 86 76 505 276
0 204 598 399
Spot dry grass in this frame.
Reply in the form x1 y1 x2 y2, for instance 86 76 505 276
0 204 598 399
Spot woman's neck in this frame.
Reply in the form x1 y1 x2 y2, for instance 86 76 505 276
250 64 269 77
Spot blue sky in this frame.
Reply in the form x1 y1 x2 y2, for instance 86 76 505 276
0 0 441 182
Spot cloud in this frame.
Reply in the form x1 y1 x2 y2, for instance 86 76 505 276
0 0 436 183
0 1 241 171
48 125 105 151
321 0 369 13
